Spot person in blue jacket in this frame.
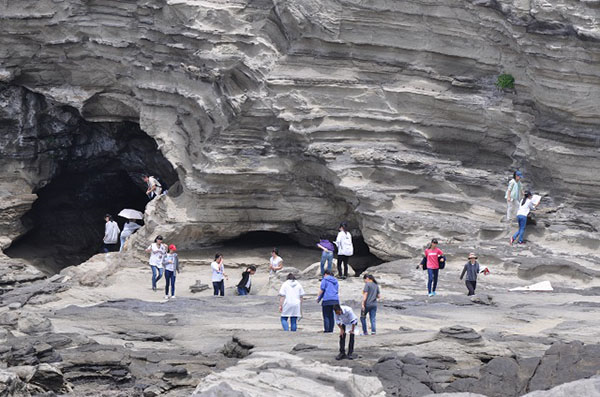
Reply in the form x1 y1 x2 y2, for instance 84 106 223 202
316 270 339 333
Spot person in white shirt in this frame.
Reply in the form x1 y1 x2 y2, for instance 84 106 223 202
102 214 121 253
511 191 538 246
278 273 305 332
334 222 354 279
334 304 358 360
119 219 141 252
211 253 227 296
269 248 284 275
145 235 167 291
142 175 162 199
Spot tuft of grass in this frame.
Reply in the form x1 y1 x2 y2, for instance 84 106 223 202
495 73 515 90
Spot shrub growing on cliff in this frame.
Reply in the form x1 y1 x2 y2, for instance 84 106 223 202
495 73 515 90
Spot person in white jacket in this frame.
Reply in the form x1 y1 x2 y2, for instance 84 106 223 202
102 214 120 253
278 273 305 332
334 222 354 279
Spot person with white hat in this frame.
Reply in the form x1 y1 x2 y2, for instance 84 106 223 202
460 253 485 296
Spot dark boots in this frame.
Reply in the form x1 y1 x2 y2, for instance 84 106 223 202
336 329 355 360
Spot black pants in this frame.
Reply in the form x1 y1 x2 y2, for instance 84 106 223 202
322 304 335 332
337 255 350 277
339 324 355 355
102 243 118 253
213 281 225 296
466 280 477 296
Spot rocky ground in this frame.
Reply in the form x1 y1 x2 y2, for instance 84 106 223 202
1 235 599 396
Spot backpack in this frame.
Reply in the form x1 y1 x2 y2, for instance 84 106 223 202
155 177 169 192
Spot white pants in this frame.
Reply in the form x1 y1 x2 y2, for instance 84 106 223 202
506 200 519 221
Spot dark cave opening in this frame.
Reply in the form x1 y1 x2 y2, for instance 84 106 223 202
6 120 178 274
227 231 383 276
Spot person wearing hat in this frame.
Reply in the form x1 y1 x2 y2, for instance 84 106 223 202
460 253 482 296
424 239 444 297
163 244 180 300
145 236 167 291
505 171 524 223
511 190 538 245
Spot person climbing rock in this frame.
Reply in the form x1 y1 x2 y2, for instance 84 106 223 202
460 253 482 296
334 304 358 360
145 235 166 291
142 174 162 199
424 239 444 297
334 222 353 279
278 273 305 332
317 270 339 333
102 214 120 253
163 244 179 300
237 265 256 296
505 171 524 223
511 191 538 246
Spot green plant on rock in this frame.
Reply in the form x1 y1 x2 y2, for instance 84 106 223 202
495 73 515 90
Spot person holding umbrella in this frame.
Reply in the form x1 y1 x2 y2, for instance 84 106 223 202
118 209 144 252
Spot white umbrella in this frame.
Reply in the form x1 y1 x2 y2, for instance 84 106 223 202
118 209 144 220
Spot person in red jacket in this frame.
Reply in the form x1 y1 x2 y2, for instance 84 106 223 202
424 239 443 297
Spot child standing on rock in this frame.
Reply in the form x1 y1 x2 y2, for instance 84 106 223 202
164 244 179 300
459 253 485 296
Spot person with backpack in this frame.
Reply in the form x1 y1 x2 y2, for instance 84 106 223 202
145 235 167 291
237 265 256 296
334 304 358 360
424 239 444 297
102 214 120 253
163 244 179 300
505 171 524 222
316 270 340 332
278 273 305 332
317 235 335 277
511 191 538 246
142 174 162 199
360 274 380 335
334 222 354 279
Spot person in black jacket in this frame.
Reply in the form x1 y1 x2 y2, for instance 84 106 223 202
237 265 256 296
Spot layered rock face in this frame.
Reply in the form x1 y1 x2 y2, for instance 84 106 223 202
1 0 599 264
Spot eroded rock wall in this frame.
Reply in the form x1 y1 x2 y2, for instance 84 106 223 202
1 0 599 260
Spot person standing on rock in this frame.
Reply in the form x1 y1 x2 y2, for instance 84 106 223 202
102 214 120 253
460 253 482 296
360 274 380 335
334 222 354 279
511 191 538 246
505 171 524 223
317 235 335 278
268 248 284 275
163 244 179 300
237 265 256 296
142 174 162 199
424 239 444 297
145 235 167 291
211 253 227 296
278 273 305 332
317 269 340 333
119 219 141 252
334 304 358 360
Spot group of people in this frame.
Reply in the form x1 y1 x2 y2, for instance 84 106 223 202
145 235 180 299
504 170 540 245
102 215 142 253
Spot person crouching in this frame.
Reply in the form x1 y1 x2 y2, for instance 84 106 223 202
334 304 358 360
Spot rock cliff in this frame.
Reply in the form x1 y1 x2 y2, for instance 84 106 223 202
1 1 599 260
